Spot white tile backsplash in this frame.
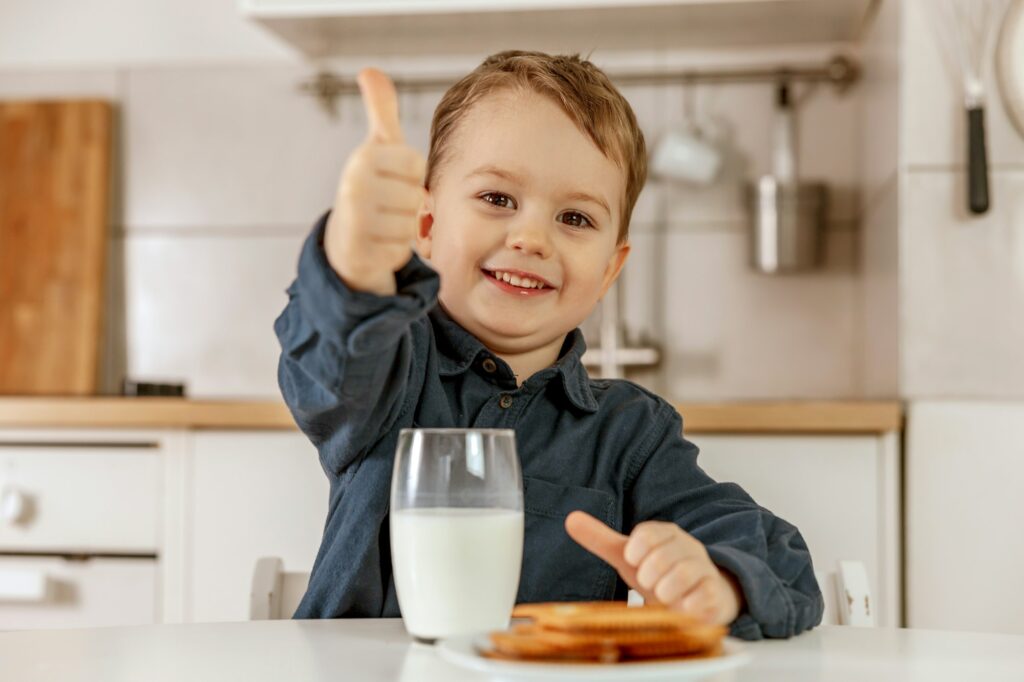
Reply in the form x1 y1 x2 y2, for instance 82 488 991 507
902 169 1024 398
857 0 901 398
860 176 900 398
122 229 306 398
0 68 121 100
625 223 860 399
123 64 355 229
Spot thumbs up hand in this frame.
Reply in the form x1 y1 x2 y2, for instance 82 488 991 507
325 68 429 296
565 511 743 626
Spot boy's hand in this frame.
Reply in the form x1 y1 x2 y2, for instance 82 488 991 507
325 68 429 296
565 511 743 626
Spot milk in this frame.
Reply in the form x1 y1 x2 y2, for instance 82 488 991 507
390 507 524 639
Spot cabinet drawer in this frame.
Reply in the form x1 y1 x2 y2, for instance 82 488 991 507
0 555 157 630
0 445 160 553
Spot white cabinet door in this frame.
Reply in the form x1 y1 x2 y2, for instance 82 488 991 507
687 433 901 627
186 431 327 623
906 401 1024 635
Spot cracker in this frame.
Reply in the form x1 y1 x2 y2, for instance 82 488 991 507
489 624 618 661
512 601 630 620
488 602 727 665
530 602 701 632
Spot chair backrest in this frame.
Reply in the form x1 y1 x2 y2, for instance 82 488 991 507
817 560 875 627
249 557 874 625
250 557 310 620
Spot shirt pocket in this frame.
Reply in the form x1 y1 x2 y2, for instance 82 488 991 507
517 476 619 604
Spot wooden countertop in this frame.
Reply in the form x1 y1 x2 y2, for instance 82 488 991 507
0 398 903 434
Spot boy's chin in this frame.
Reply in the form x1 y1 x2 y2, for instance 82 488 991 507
466 312 563 350
472 314 541 341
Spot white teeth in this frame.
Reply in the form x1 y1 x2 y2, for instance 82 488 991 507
491 270 545 289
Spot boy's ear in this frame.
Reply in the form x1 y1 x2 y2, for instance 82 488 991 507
415 191 435 260
599 241 630 299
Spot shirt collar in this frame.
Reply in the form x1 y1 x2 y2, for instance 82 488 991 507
549 329 601 414
429 306 600 414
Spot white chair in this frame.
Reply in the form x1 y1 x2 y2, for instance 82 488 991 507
249 557 310 620
817 560 875 626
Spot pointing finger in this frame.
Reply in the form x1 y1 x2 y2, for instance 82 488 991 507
565 511 638 588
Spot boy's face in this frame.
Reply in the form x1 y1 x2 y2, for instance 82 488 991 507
417 89 630 356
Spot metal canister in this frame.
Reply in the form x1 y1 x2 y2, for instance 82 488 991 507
746 176 828 273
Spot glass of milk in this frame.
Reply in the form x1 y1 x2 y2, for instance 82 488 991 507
390 428 524 643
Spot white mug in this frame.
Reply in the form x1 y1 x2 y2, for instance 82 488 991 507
650 126 723 185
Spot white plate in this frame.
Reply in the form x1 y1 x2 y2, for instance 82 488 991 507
436 632 750 681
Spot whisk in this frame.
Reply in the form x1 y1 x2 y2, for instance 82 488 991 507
935 0 1011 215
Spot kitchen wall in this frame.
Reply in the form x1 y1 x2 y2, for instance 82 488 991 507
897 0 1024 399
0 2 866 402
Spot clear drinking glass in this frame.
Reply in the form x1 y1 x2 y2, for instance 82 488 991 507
390 428 524 643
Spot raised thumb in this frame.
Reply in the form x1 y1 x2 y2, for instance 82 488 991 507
357 67 404 144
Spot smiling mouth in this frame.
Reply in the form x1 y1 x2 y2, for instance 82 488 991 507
481 269 555 292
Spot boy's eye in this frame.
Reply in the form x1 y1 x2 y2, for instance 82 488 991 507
560 211 595 230
478 192 595 230
479 192 516 209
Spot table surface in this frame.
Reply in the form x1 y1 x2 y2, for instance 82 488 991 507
2 619 1023 682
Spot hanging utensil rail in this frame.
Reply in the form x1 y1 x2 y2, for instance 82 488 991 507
300 54 859 117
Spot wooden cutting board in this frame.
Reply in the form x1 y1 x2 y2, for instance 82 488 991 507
0 100 113 395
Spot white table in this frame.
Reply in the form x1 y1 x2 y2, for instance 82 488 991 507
2 619 1023 682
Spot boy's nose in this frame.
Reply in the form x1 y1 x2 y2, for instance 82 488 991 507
505 220 553 259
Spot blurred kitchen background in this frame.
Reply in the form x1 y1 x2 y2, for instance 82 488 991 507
1 0 1022 636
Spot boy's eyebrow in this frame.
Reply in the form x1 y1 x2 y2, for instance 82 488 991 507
465 165 612 218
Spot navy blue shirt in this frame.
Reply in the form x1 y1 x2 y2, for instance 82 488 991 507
275 212 823 639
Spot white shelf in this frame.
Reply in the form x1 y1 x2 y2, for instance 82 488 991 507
240 0 877 59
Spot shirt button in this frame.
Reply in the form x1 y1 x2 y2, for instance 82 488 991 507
499 394 513 409
482 358 498 373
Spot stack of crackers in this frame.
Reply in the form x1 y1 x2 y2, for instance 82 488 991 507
485 601 727 664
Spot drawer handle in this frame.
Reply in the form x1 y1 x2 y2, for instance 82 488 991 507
0 569 49 603
0 487 32 525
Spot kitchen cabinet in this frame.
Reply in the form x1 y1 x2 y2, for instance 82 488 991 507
0 429 167 630
241 0 876 58
180 430 901 625
691 432 901 627
0 400 901 628
185 431 326 622
906 401 1024 636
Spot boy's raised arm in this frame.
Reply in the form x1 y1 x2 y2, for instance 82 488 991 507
274 69 436 476
325 69 428 296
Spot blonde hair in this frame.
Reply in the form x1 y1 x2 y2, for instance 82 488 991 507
425 50 647 243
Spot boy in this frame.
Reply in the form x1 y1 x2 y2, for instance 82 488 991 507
275 51 823 639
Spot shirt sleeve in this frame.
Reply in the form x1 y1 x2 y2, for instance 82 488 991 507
625 403 824 640
274 210 439 476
